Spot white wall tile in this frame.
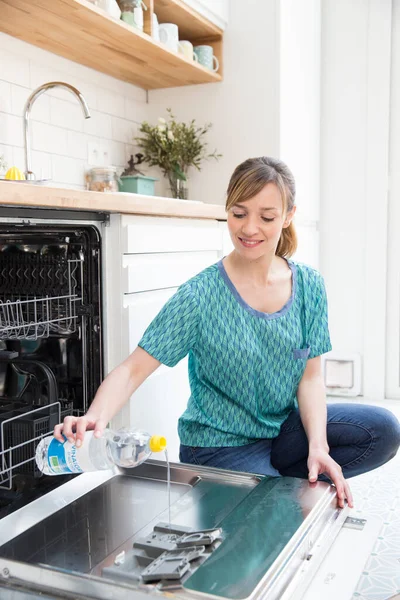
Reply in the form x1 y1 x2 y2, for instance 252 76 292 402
67 130 88 161
10 84 51 122
50 97 86 132
112 116 136 143
97 89 126 117
125 97 148 123
31 121 68 155
0 81 12 113
108 140 127 167
0 144 13 172
122 81 147 103
64 77 98 110
0 113 24 146
31 150 53 180
10 84 29 117
12 146 25 172
0 34 149 188
52 155 86 186
29 64 71 97
83 109 113 139
0 49 30 87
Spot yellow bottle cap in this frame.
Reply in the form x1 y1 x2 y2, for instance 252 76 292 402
149 435 167 452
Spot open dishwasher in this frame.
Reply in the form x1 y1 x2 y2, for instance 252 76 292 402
0 222 102 517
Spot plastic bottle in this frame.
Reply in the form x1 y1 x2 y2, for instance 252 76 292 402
35 429 167 476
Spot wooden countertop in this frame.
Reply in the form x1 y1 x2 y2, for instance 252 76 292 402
0 182 227 221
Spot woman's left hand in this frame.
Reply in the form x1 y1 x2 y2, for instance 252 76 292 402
307 449 354 509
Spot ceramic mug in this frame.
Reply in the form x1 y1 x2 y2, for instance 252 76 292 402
178 40 198 62
193 45 219 72
158 23 179 52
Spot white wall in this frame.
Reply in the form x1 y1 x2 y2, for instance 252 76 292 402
0 33 149 188
320 0 392 399
147 0 281 205
278 0 321 268
385 0 400 398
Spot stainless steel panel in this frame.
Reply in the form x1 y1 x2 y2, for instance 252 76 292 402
0 460 348 600
0 461 258 574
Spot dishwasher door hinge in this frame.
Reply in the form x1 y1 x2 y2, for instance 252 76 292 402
343 516 367 530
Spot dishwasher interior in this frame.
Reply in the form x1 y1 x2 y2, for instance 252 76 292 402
0 460 349 600
0 223 102 517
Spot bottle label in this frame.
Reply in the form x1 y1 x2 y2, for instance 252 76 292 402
46 431 96 474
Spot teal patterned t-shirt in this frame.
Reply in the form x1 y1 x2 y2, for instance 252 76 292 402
138 260 332 447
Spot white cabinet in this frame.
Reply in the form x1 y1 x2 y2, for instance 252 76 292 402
121 215 222 253
105 214 226 461
122 251 219 294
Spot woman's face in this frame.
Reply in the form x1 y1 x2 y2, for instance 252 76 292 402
226 183 295 261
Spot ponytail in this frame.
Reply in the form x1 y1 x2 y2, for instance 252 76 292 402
276 221 297 258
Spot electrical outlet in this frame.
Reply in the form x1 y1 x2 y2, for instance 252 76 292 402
87 141 111 167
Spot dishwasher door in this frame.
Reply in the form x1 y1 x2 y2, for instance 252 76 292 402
0 460 348 600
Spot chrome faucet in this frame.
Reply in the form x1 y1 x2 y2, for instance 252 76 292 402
24 82 91 180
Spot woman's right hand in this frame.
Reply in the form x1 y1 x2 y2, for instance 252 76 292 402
53 348 161 447
53 414 107 447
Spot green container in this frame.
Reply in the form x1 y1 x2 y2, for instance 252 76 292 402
118 175 158 196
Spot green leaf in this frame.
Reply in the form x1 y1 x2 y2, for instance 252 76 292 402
134 109 222 178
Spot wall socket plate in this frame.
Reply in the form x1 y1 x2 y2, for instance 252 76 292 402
87 141 111 167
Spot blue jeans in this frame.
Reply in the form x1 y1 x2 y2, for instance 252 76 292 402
179 404 400 480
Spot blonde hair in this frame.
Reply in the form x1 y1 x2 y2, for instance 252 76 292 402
226 157 297 258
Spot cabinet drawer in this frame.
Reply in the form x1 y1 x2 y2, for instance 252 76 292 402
122 250 219 293
121 215 223 253
124 288 177 350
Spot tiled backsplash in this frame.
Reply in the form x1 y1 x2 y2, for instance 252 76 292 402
0 33 151 189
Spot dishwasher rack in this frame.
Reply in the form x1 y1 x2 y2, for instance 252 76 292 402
0 402 64 490
0 254 84 340
0 356 74 489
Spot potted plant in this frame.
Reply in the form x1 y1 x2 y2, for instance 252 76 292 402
118 153 158 196
135 109 221 199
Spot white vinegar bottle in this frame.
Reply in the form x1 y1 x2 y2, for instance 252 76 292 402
35 429 167 475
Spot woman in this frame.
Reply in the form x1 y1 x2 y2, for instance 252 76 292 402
55 156 400 509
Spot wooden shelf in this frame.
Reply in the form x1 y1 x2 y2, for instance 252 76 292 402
0 0 223 89
153 0 222 40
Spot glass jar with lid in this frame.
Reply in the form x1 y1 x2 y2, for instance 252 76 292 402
117 0 147 29
86 167 119 192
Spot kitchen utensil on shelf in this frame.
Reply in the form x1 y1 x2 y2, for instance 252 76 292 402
86 166 119 192
118 0 147 29
194 45 219 72
5 167 25 180
178 40 198 62
159 23 179 52
118 154 157 195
